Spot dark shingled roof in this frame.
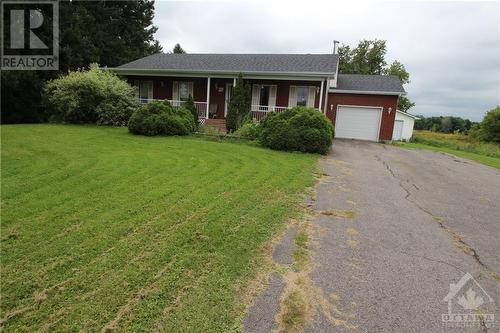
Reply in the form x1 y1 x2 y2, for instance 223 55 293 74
334 74 405 93
117 53 338 74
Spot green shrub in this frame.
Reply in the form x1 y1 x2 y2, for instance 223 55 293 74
234 119 260 140
472 106 500 144
128 100 196 136
259 107 334 154
43 64 137 126
184 94 199 128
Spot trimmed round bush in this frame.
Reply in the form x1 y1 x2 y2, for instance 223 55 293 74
128 100 196 136
259 107 334 154
42 64 137 126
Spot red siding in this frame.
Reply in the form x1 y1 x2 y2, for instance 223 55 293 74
209 78 233 118
247 79 322 108
326 93 398 141
126 76 208 102
126 76 326 118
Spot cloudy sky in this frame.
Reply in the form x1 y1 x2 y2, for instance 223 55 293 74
153 1 499 121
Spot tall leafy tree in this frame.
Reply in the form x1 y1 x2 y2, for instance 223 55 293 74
338 40 414 111
470 106 500 143
226 73 251 132
172 43 186 54
384 60 414 111
1 0 162 123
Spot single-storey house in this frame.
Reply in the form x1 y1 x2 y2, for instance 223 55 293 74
112 53 407 141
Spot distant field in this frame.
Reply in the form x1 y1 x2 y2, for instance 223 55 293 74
395 130 500 169
1 124 318 332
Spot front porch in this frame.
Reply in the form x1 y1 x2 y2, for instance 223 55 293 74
130 76 327 123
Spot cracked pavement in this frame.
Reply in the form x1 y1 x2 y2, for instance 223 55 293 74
306 140 499 332
244 140 499 333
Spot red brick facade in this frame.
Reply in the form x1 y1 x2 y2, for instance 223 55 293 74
326 93 398 141
127 76 325 118
127 76 398 141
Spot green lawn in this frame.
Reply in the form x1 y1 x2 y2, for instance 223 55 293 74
0 124 318 332
394 130 500 169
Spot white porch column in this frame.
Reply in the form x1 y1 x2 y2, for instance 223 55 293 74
323 78 330 113
206 77 211 119
319 79 324 113
233 78 236 87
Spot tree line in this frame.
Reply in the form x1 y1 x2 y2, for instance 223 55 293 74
1 1 165 124
414 115 475 133
414 107 499 144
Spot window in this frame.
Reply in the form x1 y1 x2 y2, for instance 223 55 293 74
135 80 153 104
296 86 308 106
179 82 190 101
259 86 270 106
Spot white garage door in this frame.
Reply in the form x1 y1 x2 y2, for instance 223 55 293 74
335 106 382 141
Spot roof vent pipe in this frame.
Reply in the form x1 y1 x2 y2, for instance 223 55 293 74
333 40 339 54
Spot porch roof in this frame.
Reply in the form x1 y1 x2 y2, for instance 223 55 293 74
113 53 338 77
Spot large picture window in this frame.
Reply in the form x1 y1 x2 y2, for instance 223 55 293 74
179 82 190 101
173 81 194 103
296 86 308 106
135 80 153 104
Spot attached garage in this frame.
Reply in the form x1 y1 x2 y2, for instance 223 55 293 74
335 106 382 141
326 74 406 141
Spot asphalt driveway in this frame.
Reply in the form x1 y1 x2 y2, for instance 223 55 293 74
244 140 500 333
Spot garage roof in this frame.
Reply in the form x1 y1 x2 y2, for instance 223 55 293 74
333 74 405 95
396 110 420 119
115 53 339 76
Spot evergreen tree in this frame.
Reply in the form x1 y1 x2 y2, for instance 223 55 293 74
226 74 251 132
173 43 186 54
1 0 162 123
184 94 198 127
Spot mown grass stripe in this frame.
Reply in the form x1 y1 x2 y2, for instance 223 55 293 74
1 124 318 332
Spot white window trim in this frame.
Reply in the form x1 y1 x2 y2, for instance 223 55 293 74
256 84 276 107
295 85 315 107
136 80 153 102
173 81 194 102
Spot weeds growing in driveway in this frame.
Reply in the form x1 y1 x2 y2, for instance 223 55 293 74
1 124 318 332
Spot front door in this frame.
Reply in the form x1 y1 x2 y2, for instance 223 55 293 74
224 83 233 117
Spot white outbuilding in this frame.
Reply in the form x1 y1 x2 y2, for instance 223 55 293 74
392 110 419 141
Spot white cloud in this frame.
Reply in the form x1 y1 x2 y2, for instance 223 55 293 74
153 0 499 121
